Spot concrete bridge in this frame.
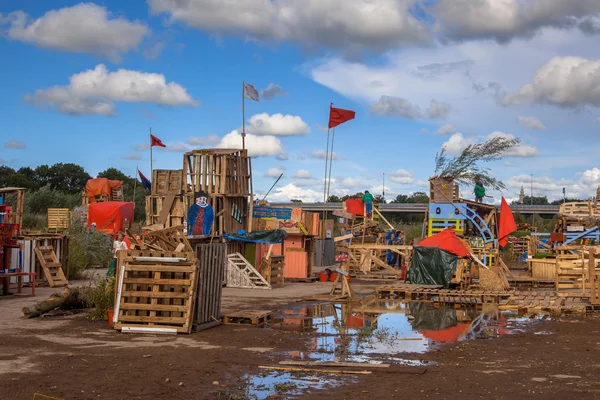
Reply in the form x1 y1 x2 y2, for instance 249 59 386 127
270 202 559 215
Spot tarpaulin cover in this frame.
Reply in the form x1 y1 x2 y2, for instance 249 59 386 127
407 246 458 288
417 228 470 257
223 229 288 244
345 198 364 215
85 178 123 202
88 201 134 235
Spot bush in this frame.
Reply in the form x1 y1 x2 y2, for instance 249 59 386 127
21 213 47 230
25 185 81 214
68 220 113 279
83 276 115 321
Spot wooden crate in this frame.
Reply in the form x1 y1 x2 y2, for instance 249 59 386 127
429 178 457 203
270 256 285 288
114 251 198 334
193 243 227 331
560 202 599 218
183 149 251 196
48 208 70 231
529 258 556 280
152 169 183 196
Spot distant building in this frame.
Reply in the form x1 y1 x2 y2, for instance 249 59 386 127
519 186 525 204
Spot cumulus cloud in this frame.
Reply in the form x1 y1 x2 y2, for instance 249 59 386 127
24 64 198 116
500 56 600 108
148 0 430 55
2 3 149 62
166 143 190 152
426 100 451 119
435 124 455 135
488 131 538 157
388 169 415 184
369 96 422 119
123 153 142 160
260 83 288 100
217 130 285 158
292 170 313 179
310 150 339 160
580 167 600 186
187 135 221 146
4 140 26 149
432 0 600 43
266 182 324 203
517 116 546 130
246 113 310 136
442 133 475 156
264 167 284 178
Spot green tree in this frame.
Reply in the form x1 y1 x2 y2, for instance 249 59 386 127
327 195 342 202
290 199 303 203
0 166 16 187
407 191 429 203
391 194 409 203
48 163 91 193
516 196 549 205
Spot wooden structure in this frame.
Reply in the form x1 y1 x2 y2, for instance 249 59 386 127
47 208 70 231
34 246 68 287
269 256 285 288
7 234 69 286
429 178 460 203
183 149 253 236
194 243 227 331
145 194 185 229
152 169 183 196
129 225 193 253
226 252 270 289
113 251 198 334
0 187 25 228
223 310 273 326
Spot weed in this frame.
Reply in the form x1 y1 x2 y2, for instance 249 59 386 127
83 276 115 321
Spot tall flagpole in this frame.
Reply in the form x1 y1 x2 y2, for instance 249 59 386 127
322 127 331 239
242 82 246 150
133 166 138 204
326 128 336 203
149 127 153 186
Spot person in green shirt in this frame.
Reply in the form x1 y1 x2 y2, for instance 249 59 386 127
474 182 486 203
362 190 374 218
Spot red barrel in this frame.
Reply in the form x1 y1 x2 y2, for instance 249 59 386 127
319 270 330 282
329 272 339 282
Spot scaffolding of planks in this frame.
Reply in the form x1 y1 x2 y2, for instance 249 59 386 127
182 149 253 236
114 250 198 334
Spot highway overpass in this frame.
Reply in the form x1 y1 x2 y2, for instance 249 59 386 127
270 202 560 215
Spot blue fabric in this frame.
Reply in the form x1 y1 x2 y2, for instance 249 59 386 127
365 201 373 214
137 169 151 191
188 204 215 235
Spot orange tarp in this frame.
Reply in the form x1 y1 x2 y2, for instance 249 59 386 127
498 197 517 247
418 228 470 258
345 198 364 215
88 201 134 236
85 178 123 202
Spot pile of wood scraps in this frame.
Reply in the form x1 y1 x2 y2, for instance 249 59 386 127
128 225 193 253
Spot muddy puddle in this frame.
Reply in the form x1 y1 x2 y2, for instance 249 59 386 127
239 299 550 399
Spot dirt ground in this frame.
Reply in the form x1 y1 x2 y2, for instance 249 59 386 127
1 279 600 400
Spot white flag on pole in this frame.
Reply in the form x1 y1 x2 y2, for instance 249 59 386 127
243 83 259 101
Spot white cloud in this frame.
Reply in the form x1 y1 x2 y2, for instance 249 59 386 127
266 182 325 202
24 64 198 116
310 150 339 160
264 167 284 178
426 99 451 119
315 124 329 133
187 135 221 146
488 131 538 157
432 0 600 43
388 169 415 184
123 153 142 160
2 4 149 62
276 152 289 161
294 179 322 188
134 143 150 151
370 95 422 119
596 117 600 124
217 130 285 158
580 167 600 186
442 133 475 156
260 83 288 100
517 116 546 130
148 0 430 55
246 113 310 136
292 169 313 179
4 140 26 149
435 124 455 135
500 56 600 108
166 143 190 153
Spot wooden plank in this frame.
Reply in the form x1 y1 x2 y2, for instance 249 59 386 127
120 303 189 312
121 291 189 299
123 265 194 273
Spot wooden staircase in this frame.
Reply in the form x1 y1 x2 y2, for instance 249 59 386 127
35 246 68 287
226 253 271 289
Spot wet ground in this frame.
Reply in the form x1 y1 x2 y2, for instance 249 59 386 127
239 299 553 399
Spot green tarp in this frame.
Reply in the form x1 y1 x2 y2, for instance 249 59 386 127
222 229 288 244
409 302 458 331
407 247 458 288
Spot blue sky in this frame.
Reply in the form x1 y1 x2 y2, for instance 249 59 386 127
2 1 600 203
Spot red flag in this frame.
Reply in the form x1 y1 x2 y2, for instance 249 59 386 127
150 134 166 147
498 197 517 247
328 103 355 129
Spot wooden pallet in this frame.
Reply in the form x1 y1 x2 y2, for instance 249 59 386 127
194 243 227 331
270 256 285 288
34 246 68 287
135 226 193 252
47 208 70 231
114 251 198 334
222 310 272 326
376 284 512 304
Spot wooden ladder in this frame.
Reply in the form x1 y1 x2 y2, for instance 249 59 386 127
226 253 271 289
35 246 68 287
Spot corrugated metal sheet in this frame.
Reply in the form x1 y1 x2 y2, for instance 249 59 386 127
283 251 307 278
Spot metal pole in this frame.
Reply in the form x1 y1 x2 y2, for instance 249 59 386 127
133 166 138 202
242 82 246 150
530 174 534 228
261 173 283 202
383 173 385 200
150 127 153 188
326 128 336 203
321 127 331 239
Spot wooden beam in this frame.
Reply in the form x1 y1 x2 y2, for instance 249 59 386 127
374 207 394 230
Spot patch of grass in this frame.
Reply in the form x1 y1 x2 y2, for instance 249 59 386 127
68 219 112 280
82 276 115 321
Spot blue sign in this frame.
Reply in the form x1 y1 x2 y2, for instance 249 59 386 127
253 206 292 220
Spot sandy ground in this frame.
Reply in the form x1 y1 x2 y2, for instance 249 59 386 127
1 278 600 400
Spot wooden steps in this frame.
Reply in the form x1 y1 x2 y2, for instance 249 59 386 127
34 246 68 287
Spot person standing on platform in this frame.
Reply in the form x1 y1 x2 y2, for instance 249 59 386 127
362 190 374 219
474 181 486 203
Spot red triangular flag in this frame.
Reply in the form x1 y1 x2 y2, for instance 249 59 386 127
150 134 166 147
498 197 517 247
328 103 355 129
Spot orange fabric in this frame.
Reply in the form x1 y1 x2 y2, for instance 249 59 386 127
85 178 123 202
88 201 134 235
498 197 517 247
345 198 364 215
419 322 471 343
418 228 470 258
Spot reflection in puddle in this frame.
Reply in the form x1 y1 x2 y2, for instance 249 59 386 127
239 299 548 399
